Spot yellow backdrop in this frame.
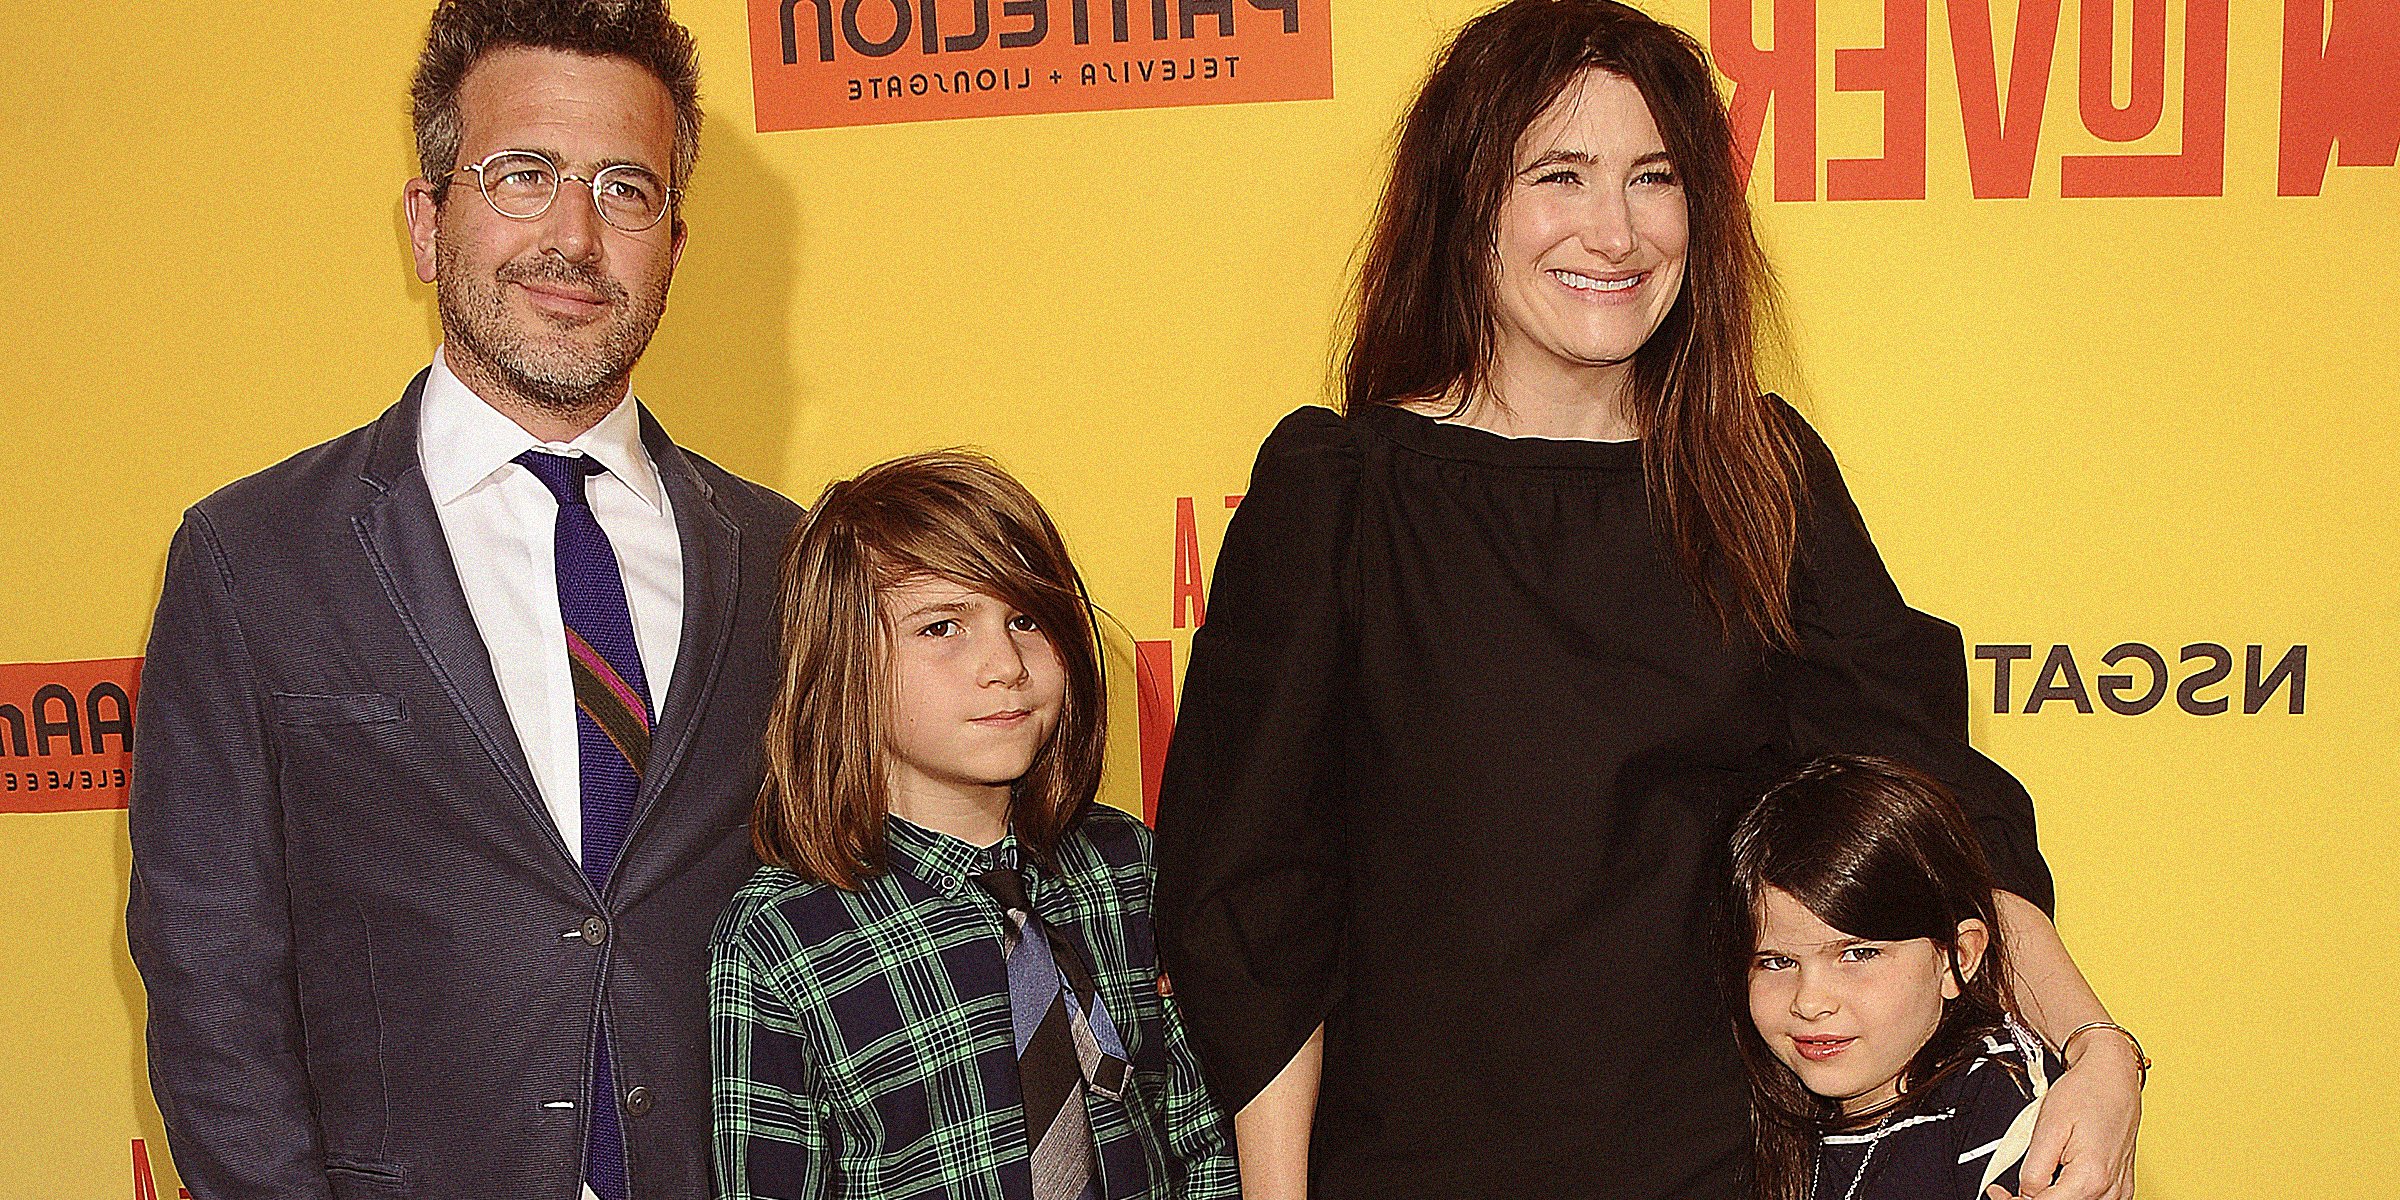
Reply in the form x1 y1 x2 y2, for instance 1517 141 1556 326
4 0 2393 1195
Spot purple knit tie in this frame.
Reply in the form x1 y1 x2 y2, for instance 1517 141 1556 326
517 450 653 1200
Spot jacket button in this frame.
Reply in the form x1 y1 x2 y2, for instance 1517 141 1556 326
580 917 608 945
623 1085 653 1117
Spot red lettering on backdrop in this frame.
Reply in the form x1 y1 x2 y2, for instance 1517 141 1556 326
1948 0 2065 198
2078 0 2169 141
1712 0 2254 200
2279 0 2400 195
132 1138 191 1199
1135 640 1175 825
133 1139 159 1200
1172 496 1207 629
1829 0 1929 199
1150 494 1237 822
2060 0 2228 196
1715 0 1818 199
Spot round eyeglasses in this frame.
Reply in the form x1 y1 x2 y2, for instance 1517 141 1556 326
449 149 680 233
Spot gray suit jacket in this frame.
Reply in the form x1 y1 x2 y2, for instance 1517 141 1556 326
127 372 801 1199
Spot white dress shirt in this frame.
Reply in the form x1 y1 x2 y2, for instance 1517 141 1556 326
419 348 684 867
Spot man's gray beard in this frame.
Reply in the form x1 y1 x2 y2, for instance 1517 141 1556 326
437 253 669 416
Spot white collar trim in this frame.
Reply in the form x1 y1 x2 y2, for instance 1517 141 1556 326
418 347 663 512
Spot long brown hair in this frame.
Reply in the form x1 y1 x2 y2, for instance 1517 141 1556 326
754 451 1107 889
1345 0 1801 648
1724 756 2021 1200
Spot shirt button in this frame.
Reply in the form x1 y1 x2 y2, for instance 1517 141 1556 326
580 917 608 945
623 1085 653 1117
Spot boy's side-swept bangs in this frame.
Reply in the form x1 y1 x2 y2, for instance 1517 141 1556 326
753 451 1107 888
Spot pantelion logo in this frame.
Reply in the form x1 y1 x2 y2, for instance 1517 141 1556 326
1 657 141 813
747 0 1333 130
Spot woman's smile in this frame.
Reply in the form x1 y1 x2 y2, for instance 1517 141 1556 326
1546 266 1649 296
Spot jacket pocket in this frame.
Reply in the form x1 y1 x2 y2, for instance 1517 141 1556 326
324 1157 409 1199
273 692 404 727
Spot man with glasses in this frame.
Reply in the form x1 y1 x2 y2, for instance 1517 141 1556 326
126 2 798 1197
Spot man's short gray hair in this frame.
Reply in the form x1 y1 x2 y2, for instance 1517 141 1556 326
411 0 702 200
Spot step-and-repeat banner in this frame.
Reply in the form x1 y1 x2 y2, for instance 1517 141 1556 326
4 1 2393 1194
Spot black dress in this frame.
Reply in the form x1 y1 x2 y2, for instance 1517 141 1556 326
1153 403 2053 1200
1812 1025 2057 1200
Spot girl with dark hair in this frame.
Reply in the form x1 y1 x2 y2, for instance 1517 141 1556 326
1153 3 2142 1198
1732 756 2111 1200
712 452 1237 1200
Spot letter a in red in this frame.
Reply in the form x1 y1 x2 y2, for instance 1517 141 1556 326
2279 0 2400 194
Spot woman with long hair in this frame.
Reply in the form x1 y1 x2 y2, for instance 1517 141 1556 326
1153 3 2142 1198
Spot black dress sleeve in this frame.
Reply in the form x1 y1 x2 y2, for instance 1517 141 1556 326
1945 1041 2049 1197
1153 405 1359 1111
1773 404 2056 913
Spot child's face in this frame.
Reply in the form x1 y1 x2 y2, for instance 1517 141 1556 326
1747 886 1961 1116
880 575 1065 810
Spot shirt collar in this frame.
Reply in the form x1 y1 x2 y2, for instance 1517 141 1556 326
884 813 1030 895
417 346 665 512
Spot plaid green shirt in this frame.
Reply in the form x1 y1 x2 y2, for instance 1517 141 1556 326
711 806 1239 1200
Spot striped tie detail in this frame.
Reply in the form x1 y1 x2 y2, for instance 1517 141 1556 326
975 865 1129 1200
515 449 655 1200
566 626 650 776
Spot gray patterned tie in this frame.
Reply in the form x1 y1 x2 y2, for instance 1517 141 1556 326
974 866 1127 1200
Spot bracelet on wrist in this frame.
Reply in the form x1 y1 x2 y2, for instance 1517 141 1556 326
2060 1020 2150 1088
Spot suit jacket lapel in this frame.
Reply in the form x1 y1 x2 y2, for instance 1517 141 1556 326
351 371 578 879
626 406 741 845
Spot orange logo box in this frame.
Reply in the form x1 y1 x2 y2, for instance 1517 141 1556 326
0 657 141 814
748 0 1334 131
